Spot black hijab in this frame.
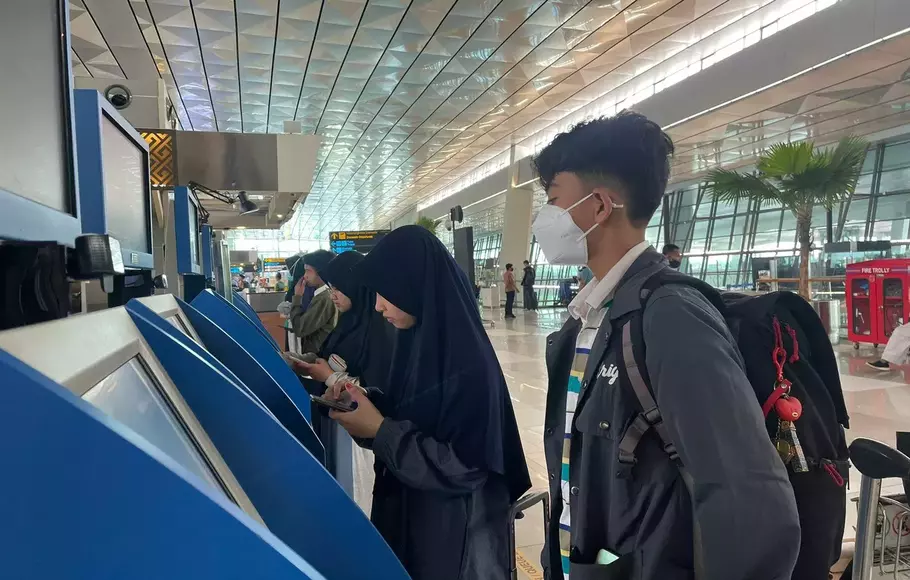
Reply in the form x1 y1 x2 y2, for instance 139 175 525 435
284 254 304 302
319 252 392 390
355 226 531 501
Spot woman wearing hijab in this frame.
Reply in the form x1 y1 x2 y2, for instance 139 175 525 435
317 251 392 386
319 225 532 580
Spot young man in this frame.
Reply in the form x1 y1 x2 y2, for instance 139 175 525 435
503 263 517 319
521 260 537 310
662 243 682 269
533 112 800 580
290 250 337 354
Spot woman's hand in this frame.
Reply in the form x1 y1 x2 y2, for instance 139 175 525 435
294 277 307 297
330 384 384 439
298 358 333 383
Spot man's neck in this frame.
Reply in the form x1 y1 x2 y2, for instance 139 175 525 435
588 237 646 280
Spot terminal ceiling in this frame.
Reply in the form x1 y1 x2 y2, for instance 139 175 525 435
70 0 843 238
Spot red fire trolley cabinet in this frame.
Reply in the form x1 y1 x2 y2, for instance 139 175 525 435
846 259 910 348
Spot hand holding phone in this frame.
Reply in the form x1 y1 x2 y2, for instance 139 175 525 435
310 394 356 413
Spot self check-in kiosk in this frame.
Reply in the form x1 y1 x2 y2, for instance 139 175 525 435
138 291 323 461
73 88 155 307
174 185 207 302
0 302 407 579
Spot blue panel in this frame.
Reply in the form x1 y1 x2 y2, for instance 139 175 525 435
0 348 322 580
73 89 153 269
126 303 407 580
231 290 279 348
179 296 321 455
0 187 82 246
175 186 201 275
201 225 214 279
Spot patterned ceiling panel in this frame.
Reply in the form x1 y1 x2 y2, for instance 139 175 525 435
67 0 842 237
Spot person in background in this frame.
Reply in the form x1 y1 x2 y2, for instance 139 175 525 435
577 265 594 290
521 259 537 310
532 111 799 580
274 272 287 293
503 263 517 319
662 243 682 270
318 226 531 580
291 250 337 354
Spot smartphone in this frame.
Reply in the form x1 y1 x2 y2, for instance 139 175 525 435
310 394 356 413
284 352 317 364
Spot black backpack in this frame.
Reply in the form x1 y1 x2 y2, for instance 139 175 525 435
614 268 849 580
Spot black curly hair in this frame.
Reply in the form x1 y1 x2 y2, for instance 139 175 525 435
532 110 674 226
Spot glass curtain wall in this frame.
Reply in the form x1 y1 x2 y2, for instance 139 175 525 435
665 134 910 290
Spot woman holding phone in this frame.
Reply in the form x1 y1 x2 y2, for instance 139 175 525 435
306 226 531 580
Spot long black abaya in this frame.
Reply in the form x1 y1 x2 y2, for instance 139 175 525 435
353 225 531 580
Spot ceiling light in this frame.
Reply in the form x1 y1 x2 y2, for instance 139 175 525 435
237 191 259 215
236 226 246 230
276 214 284 218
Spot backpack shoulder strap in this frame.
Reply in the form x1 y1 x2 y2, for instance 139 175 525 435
615 268 721 467
616 318 681 467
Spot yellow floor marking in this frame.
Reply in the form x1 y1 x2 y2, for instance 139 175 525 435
515 549 544 580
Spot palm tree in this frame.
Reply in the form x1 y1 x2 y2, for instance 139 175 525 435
705 137 868 299
414 215 439 235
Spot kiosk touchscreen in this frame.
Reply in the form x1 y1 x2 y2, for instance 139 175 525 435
0 0 80 248
0 306 260 519
0 347 325 579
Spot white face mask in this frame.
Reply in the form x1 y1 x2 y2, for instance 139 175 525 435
531 194 623 265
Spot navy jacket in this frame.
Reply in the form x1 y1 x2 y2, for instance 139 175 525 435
542 249 800 579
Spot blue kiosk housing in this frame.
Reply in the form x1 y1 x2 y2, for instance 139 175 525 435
174 185 208 301
73 89 153 271
0 298 406 579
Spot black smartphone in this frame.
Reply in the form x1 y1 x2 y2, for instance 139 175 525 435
310 394 356 413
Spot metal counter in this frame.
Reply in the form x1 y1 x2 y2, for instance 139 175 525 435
244 291 286 313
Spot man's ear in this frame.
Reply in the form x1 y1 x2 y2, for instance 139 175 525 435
591 189 615 225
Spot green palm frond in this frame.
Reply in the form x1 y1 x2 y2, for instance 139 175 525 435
758 141 815 177
415 215 439 235
706 136 868 213
705 169 783 204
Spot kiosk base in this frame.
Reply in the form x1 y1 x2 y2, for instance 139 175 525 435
182 274 207 302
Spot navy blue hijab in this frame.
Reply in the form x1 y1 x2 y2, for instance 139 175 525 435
319 251 392 391
355 226 531 501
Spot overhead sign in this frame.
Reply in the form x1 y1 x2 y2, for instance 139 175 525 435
329 230 389 254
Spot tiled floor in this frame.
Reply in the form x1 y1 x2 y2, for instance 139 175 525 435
480 307 910 579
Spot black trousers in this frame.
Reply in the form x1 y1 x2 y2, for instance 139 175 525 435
505 291 515 316
523 286 537 310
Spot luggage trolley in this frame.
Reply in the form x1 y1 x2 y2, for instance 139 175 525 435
849 438 910 579
509 491 550 580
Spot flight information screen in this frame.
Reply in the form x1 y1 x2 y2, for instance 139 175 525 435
82 357 225 496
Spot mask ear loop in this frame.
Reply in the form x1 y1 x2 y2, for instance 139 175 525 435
575 197 625 241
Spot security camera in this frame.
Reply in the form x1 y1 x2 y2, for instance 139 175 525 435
104 84 132 110
445 218 453 231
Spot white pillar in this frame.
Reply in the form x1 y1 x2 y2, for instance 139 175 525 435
498 143 534 269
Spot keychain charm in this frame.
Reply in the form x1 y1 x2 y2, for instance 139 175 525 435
779 420 810 472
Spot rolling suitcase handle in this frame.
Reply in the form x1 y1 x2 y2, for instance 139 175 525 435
509 491 550 580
